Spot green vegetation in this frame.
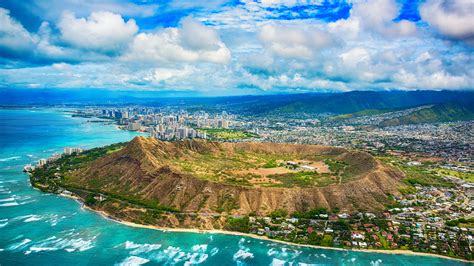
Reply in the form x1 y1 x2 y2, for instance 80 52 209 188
380 102 474 126
331 109 393 120
434 168 474 182
269 209 288 218
320 234 334 246
378 156 455 188
324 159 348 176
266 171 335 187
173 147 348 188
30 142 179 214
224 216 250 233
446 217 474 228
196 128 258 140
85 194 97 206
292 207 329 219
263 159 279 168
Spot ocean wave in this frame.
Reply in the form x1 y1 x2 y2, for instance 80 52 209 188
191 244 208 252
233 249 254 261
0 218 8 228
0 156 20 162
0 197 15 202
146 245 211 265
371 259 383 266
184 253 208 265
209 247 219 256
268 248 278 256
116 256 150 266
124 241 162 255
24 215 42 223
270 258 287 266
7 239 32 251
24 234 96 254
0 201 18 207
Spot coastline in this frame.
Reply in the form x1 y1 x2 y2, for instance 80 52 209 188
73 197 472 264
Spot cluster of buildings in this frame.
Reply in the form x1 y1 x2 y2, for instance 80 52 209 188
251 116 473 163
76 108 235 141
239 170 474 259
23 147 84 172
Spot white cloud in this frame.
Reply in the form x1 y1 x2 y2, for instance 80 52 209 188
420 0 474 45
346 0 416 38
258 23 337 59
58 11 138 53
179 17 221 51
394 69 470 90
145 67 194 83
0 8 37 55
122 17 231 64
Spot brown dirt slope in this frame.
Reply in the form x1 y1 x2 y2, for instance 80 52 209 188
68 137 404 214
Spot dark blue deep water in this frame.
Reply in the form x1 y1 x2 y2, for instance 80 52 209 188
0 108 470 265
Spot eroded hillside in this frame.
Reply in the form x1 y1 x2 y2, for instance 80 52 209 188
64 137 404 216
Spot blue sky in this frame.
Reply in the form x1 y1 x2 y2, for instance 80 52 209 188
0 0 473 95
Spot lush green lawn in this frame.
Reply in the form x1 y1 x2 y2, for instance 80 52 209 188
434 168 474 182
196 128 258 140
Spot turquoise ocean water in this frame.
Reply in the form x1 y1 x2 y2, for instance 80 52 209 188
0 108 470 265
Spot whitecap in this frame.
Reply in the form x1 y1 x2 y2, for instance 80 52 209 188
233 249 254 261
0 197 15 202
184 253 208 265
25 235 95 254
24 215 42 223
172 251 188 263
209 247 219 256
267 248 278 256
0 201 18 207
191 244 207 252
163 246 181 258
117 256 150 266
370 259 383 266
0 156 20 162
124 241 161 255
270 258 287 266
7 239 32 251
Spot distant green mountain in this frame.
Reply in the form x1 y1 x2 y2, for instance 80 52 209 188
234 91 474 115
331 109 394 120
380 102 474 126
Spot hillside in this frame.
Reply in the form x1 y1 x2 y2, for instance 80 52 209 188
235 91 474 115
3 90 474 117
380 102 474 126
30 137 407 230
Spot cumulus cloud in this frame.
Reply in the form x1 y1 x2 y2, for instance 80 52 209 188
420 0 474 45
0 8 37 57
122 17 231 64
258 23 337 59
0 0 473 93
336 0 416 38
58 11 138 53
